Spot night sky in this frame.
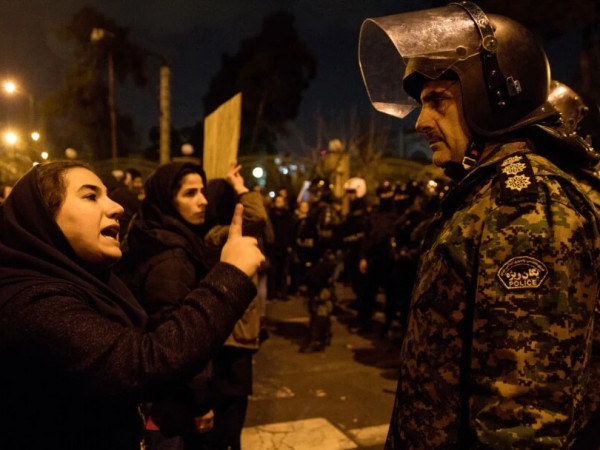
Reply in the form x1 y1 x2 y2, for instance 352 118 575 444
1 0 585 152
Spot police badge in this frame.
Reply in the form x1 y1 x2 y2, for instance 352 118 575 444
497 256 548 290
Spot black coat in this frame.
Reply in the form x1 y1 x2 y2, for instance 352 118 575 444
268 207 295 255
117 163 216 431
0 166 256 450
361 202 398 263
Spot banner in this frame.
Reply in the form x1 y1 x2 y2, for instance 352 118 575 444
203 92 242 181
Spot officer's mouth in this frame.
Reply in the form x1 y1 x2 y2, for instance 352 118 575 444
425 133 444 151
429 141 443 152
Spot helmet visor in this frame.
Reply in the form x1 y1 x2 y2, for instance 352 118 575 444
358 5 481 118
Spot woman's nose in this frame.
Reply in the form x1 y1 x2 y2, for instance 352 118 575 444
107 198 124 219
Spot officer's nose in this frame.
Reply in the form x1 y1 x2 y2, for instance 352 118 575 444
415 107 433 135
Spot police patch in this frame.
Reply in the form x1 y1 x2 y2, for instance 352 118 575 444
497 256 548 290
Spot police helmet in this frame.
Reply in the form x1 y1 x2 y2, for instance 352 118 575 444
343 177 367 198
359 1 556 137
308 177 332 202
376 179 395 197
547 81 589 136
530 81 600 166
394 181 409 200
395 180 421 199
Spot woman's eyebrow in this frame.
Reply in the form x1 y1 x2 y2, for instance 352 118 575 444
76 184 102 194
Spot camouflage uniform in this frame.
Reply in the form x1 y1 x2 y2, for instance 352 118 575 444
571 166 600 211
386 142 600 449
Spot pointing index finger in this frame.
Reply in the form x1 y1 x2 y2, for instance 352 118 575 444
228 203 243 238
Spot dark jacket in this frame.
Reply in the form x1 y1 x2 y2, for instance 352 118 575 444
361 201 398 263
268 206 295 254
0 166 256 450
340 199 368 261
204 192 265 351
203 180 268 397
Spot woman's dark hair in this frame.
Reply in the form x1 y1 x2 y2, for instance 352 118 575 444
205 178 237 224
35 161 92 218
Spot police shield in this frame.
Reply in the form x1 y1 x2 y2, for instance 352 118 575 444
358 4 485 119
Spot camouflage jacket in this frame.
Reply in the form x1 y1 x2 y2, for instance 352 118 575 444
571 165 600 212
386 141 600 449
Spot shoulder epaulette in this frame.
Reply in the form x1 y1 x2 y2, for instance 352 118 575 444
496 152 538 205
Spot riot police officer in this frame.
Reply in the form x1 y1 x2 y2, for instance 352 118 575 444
533 80 600 209
359 2 600 447
298 177 342 353
530 81 600 449
339 177 368 306
356 179 398 335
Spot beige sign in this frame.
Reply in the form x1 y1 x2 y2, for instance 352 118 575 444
203 92 242 181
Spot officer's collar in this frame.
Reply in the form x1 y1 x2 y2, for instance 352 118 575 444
439 140 534 212
477 140 533 168
445 139 532 180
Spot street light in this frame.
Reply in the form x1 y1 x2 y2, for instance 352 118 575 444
4 82 16 94
65 148 78 160
181 143 194 156
252 167 264 179
90 29 118 164
133 45 171 164
90 28 171 165
3 80 35 128
4 131 18 145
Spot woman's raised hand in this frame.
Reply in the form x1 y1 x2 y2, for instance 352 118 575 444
226 161 249 195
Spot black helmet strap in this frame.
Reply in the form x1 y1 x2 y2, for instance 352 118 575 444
451 1 522 112
462 137 485 170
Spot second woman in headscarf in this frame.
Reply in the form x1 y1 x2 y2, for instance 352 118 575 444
118 162 217 449
118 161 266 449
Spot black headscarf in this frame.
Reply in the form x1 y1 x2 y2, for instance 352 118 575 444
205 178 237 225
122 162 209 268
0 165 147 327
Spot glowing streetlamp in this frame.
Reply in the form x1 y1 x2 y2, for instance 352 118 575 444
181 143 194 156
3 82 16 94
4 131 18 146
41 151 49 160
90 29 118 163
31 131 40 141
2 80 35 127
90 28 171 164
65 148 78 160
252 167 264 179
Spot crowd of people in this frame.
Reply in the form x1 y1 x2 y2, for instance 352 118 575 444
1 149 442 449
256 173 452 353
0 159 264 450
2 1 600 449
